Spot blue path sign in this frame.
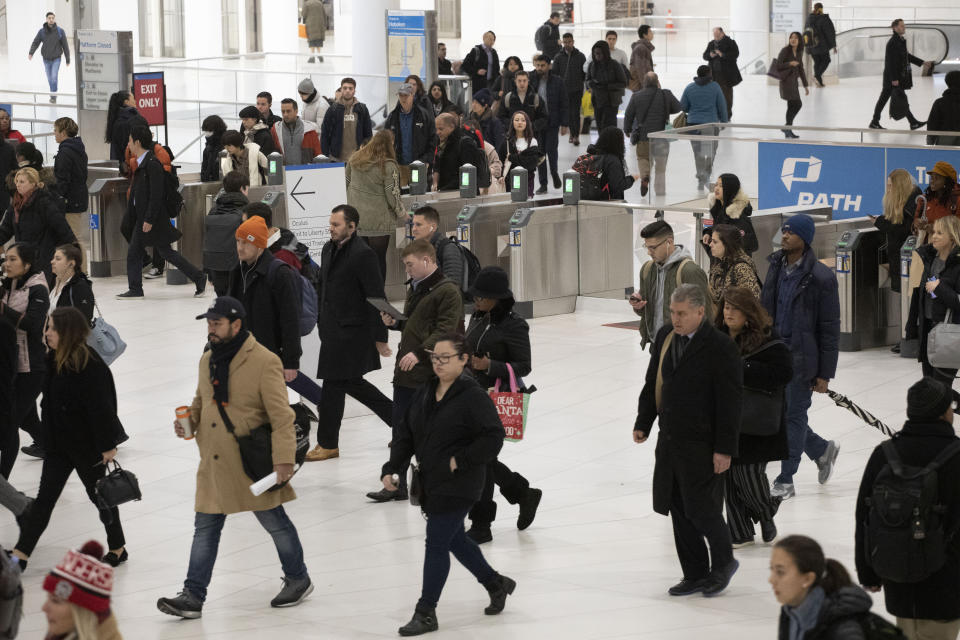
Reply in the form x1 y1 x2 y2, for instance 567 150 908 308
387 13 426 82
886 147 960 189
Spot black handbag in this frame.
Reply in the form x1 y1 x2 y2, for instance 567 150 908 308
890 87 909 121
94 460 142 509
739 341 786 436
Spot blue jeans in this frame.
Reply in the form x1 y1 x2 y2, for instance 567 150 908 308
417 506 496 612
776 376 829 485
184 507 308 602
43 58 61 93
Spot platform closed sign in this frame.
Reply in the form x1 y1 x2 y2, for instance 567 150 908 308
759 143 884 218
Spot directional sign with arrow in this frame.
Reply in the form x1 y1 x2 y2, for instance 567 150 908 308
282 163 347 254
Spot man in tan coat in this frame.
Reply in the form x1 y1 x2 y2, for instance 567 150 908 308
157 296 313 619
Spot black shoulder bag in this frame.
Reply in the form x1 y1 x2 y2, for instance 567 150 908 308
216 401 287 491
740 340 787 436
94 460 142 510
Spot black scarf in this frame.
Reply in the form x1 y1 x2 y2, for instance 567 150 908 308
208 329 249 403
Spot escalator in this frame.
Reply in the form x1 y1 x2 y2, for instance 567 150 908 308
836 24 960 78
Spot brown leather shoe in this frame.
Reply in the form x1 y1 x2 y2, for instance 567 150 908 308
304 446 339 461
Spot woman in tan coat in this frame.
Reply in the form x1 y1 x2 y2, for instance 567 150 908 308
157 301 312 619
775 32 809 138
346 130 405 277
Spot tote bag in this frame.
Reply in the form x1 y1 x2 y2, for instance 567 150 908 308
928 311 960 369
489 363 531 442
87 302 127 366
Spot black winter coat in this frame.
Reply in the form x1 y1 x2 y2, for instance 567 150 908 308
873 186 920 292
316 233 387 380
126 151 180 246
587 58 627 110
0 143 14 215
730 332 792 464
1 270 49 375
553 47 587 94
530 72 569 129
536 20 561 60
200 133 225 182
385 102 437 166
855 419 960 620
0 187 76 279
623 88 681 142
805 13 837 55
434 128 480 191
498 138 542 175
56 273 95 325
0 316 15 421
703 36 743 86
203 191 247 271
228 251 302 370
916 244 960 365
53 136 88 213
41 350 126 463
582 144 634 200
110 107 146 163
777 587 871 640
383 374 504 513
927 89 960 145
883 33 923 89
497 90 548 133
320 102 374 160
465 108 506 157
460 44 500 93
635 321 742 516
464 303 531 389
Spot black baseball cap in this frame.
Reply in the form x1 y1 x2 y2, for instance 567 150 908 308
196 296 246 321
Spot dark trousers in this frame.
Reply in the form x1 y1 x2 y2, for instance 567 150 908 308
566 91 583 135
208 269 232 297
785 99 802 125
872 83 919 125
725 462 781 541
468 458 529 528
595 104 618 131
16 448 125 556
811 52 831 80
2 372 43 478
417 505 496 612
391 385 418 489
361 234 390 280
669 475 732 581
287 372 324 407
717 81 733 119
537 126 560 186
126 227 203 293
317 377 392 449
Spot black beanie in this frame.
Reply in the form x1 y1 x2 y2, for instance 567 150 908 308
719 173 741 207
907 377 953 421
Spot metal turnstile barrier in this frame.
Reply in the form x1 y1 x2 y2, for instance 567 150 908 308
507 205 580 318
899 235 920 358
86 177 134 278
836 227 901 351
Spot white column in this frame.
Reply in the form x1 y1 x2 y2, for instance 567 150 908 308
459 0 550 63
261 0 299 53
351 0 401 115
729 0 770 73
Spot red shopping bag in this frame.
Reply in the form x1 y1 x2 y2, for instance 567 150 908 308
489 363 530 442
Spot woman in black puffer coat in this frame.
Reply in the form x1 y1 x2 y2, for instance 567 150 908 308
463 267 541 544
381 333 516 637
580 126 637 201
915 215 960 385
200 115 227 182
716 287 792 546
705 173 758 254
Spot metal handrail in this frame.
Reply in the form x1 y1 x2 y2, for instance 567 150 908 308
649 122 960 148
137 51 350 67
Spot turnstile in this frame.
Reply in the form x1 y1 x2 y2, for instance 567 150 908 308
836 227 900 351
507 205 580 318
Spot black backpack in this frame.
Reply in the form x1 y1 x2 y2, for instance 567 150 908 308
291 401 317 466
572 153 607 200
534 23 550 52
858 612 907 639
864 439 960 583
459 127 491 189
437 236 482 300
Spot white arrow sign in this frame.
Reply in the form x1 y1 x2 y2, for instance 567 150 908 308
780 155 822 191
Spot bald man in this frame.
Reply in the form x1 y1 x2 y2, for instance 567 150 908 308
432 113 481 191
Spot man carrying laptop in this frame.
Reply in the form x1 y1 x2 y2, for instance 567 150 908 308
305 204 394 462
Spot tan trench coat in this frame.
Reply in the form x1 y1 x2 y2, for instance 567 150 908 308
188 334 297 514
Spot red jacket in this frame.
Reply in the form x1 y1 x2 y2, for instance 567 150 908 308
270 120 323 164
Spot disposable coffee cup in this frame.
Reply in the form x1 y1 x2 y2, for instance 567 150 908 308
175 406 194 440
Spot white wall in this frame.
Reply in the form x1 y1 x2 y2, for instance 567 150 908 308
97 0 140 61
459 0 550 63
261 0 300 53
184 1 224 59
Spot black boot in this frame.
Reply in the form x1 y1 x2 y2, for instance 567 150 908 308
483 574 516 615
517 488 542 530
468 500 496 543
398 609 438 636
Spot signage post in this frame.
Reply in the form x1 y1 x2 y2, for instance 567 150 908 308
132 71 168 144
74 30 134 161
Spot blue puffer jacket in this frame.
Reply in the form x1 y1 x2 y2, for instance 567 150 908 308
761 248 840 382
679 77 729 125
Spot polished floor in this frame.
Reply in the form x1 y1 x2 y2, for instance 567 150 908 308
5 275 923 638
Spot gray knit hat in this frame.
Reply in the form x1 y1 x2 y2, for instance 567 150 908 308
298 77 315 94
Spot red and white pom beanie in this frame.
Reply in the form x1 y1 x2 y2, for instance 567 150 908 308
43 541 113 615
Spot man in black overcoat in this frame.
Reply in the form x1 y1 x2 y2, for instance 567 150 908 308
117 124 206 299
870 18 928 130
634 283 743 597
305 204 393 462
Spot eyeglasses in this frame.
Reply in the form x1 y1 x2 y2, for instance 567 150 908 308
644 238 668 253
427 351 460 365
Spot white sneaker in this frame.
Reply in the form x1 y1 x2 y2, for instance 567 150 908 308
143 267 163 279
770 482 795 499
817 441 840 485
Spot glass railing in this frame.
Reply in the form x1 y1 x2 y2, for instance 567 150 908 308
835 26 948 78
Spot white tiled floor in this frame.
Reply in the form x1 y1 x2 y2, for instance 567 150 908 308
5 272 924 639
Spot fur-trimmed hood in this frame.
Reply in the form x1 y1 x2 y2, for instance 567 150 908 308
708 188 752 219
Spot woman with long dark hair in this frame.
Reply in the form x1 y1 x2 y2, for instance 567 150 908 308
581 126 638 200
586 41 627 130
775 32 809 138
498 111 541 197
708 224 761 306
0 242 49 476
771 535 874 639
492 56 523 100
104 91 145 167
706 173 758 254
12 306 128 570
346 130 404 277
427 81 461 117
405 74 431 114
715 287 792 546
381 333 515 636
463 267 541 544
200 115 227 182
50 243 94 324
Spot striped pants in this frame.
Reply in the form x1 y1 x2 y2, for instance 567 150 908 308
725 462 782 541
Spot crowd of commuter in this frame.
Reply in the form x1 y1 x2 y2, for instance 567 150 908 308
4 6 960 639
